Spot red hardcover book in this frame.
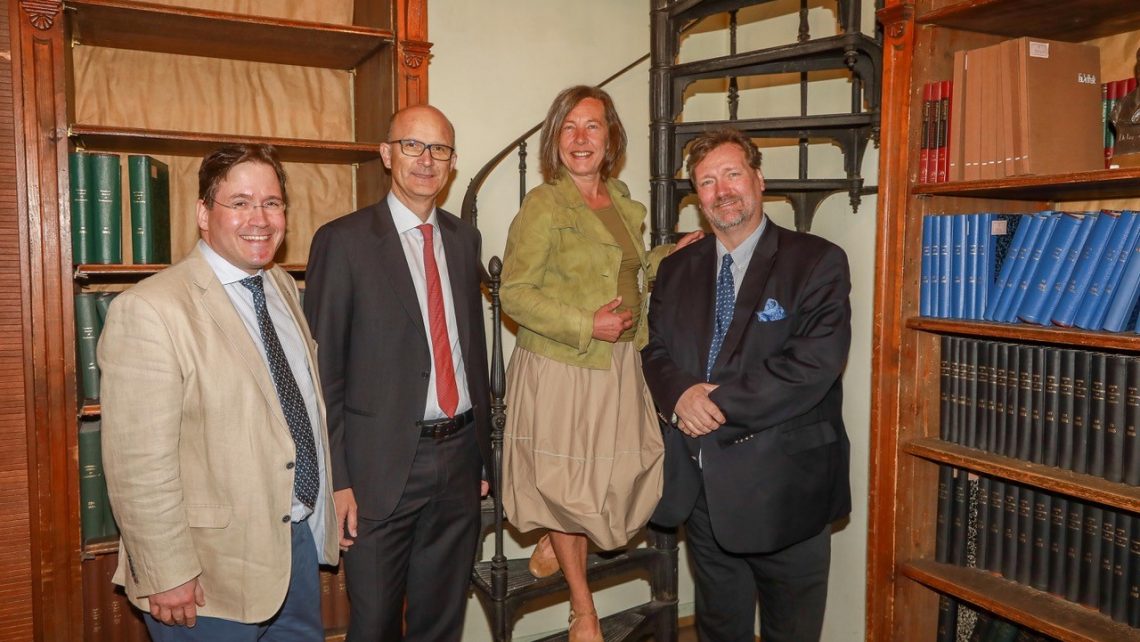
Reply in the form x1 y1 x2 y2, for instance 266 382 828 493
938 79 951 182
928 81 943 183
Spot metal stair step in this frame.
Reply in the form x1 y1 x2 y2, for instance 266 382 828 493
674 112 876 142
471 547 663 604
670 32 880 82
530 601 672 642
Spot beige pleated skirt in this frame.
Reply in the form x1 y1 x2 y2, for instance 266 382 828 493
501 341 664 550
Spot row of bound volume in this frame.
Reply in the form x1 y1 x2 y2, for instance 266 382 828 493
935 466 1139 629
921 210 1140 331
940 336 1140 486
70 151 171 265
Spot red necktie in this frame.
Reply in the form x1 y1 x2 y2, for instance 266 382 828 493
418 224 459 417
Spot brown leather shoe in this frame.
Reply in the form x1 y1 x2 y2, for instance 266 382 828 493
527 533 560 578
568 608 603 642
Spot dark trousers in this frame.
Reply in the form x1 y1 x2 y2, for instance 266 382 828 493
344 425 481 642
686 489 832 642
144 521 322 642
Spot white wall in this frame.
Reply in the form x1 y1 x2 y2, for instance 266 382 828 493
429 2 878 639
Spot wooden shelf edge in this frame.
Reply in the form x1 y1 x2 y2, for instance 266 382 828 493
76 263 306 280
914 0 1140 42
911 167 1140 202
906 317 1140 352
69 125 382 164
901 560 1140 642
903 437 1140 513
68 0 395 70
81 537 119 559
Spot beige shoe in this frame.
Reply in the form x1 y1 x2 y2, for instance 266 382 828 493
568 608 603 642
527 533 560 578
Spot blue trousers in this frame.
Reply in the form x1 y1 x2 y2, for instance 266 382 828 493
144 521 322 642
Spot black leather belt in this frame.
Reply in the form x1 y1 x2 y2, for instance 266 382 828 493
417 408 475 440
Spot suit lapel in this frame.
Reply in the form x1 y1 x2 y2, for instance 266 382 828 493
686 238 717 377
370 201 427 340
714 220 780 373
187 250 289 433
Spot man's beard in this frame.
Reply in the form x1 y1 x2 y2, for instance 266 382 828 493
704 198 755 231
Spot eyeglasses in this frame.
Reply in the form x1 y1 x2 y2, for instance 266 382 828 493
211 198 286 214
388 138 455 161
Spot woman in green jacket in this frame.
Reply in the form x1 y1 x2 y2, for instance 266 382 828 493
500 85 701 642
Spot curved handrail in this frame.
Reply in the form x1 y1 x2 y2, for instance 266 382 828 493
459 52 651 229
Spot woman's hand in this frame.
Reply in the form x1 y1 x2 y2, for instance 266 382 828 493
592 296 633 343
670 230 705 254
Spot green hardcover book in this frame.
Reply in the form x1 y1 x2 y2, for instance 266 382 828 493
94 291 117 324
89 152 122 264
69 151 94 264
78 420 104 543
74 292 102 402
128 155 170 264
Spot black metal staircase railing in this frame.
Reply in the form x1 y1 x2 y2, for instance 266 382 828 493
466 4 883 639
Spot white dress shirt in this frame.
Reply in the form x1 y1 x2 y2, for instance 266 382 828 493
387 193 473 420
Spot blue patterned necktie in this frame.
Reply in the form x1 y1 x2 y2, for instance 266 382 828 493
706 253 735 381
240 275 319 509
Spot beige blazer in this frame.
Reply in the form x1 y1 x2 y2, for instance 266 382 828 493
98 247 339 623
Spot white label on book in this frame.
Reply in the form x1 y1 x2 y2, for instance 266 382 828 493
1029 41 1050 58
991 219 1008 235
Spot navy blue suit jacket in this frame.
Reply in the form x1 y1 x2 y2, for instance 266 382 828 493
642 221 852 553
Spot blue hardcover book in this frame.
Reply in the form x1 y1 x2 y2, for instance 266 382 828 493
1039 211 1096 324
1074 211 1137 330
981 214 1023 320
1088 212 1140 330
1006 212 1059 322
1018 212 1085 324
992 212 1049 323
1053 210 1118 327
951 214 968 318
939 215 952 318
985 213 1033 321
931 216 942 317
1102 224 1140 331
921 215 933 317
967 213 988 320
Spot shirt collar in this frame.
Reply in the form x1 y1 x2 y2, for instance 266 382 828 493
387 192 439 234
197 239 264 285
715 214 768 267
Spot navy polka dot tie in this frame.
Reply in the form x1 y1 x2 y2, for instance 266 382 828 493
706 254 735 381
240 275 319 509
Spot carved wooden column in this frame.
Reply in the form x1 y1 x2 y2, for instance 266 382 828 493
865 2 915 642
11 0 82 640
397 0 431 106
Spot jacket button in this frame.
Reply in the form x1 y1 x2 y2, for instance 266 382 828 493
282 515 290 523
286 461 295 470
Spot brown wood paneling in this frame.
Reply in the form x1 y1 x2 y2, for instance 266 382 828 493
0 2 35 641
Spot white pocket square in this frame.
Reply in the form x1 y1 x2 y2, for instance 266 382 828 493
756 298 785 322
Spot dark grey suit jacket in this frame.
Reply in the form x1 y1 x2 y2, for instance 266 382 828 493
304 200 491 520
642 221 852 553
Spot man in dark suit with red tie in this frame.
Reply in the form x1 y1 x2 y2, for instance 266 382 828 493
642 128 852 642
304 105 491 642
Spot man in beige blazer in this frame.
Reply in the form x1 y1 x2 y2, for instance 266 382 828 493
99 144 338 642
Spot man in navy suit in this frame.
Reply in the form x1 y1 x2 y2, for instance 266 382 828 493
642 128 852 642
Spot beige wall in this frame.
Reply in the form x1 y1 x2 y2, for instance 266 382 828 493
429 2 878 639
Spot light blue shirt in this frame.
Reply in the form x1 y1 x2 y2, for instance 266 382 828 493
713 214 768 295
197 240 332 564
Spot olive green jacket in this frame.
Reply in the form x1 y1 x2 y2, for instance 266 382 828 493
501 172 671 369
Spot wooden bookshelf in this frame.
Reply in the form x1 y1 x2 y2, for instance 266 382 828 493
869 1 1140 640
68 0 394 69
901 560 1140 642
69 125 383 164
7 1 428 638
